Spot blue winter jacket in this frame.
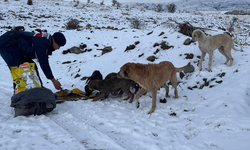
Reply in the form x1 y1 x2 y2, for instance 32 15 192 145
0 31 55 79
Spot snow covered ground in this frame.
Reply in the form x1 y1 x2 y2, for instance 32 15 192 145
0 0 250 150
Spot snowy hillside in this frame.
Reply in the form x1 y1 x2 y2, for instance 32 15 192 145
122 0 250 11
176 0 250 11
0 0 250 150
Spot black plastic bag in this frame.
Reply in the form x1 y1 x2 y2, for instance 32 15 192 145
11 87 56 117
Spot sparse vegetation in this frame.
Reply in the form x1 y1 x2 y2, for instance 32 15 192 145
156 4 163 12
112 0 117 6
223 16 250 46
167 3 176 13
226 17 238 33
0 13 3 20
130 18 144 30
86 23 92 29
74 0 80 7
225 10 250 15
27 0 33 5
168 18 197 37
116 2 121 9
111 0 120 9
1 1 250 149
100 0 104 5
65 18 80 30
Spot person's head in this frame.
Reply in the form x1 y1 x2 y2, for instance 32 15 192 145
52 32 66 50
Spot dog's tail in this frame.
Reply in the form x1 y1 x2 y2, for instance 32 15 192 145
232 45 242 51
231 39 242 51
175 62 191 72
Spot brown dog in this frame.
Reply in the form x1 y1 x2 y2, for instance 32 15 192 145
118 61 190 114
87 76 134 102
105 72 140 96
105 72 118 80
192 29 241 72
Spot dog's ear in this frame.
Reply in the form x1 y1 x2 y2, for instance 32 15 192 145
123 66 130 77
197 30 202 38
85 77 90 84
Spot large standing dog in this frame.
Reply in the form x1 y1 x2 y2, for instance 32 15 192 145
118 61 190 114
192 29 241 72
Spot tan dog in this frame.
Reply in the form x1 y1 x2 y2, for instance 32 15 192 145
118 61 190 114
192 29 241 72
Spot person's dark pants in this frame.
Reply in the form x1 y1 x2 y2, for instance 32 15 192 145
0 46 43 91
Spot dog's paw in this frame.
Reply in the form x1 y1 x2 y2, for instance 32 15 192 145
147 109 155 114
207 69 212 72
91 99 98 102
123 97 129 100
165 95 170 98
136 102 140 108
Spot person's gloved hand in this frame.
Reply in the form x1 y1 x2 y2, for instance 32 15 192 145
51 78 62 90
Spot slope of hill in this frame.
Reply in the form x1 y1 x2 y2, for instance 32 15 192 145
179 0 250 11
122 0 250 11
0 0 250 150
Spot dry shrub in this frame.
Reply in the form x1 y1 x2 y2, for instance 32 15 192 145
130 18 144 29
27 0 33 5
156 4 163 12
65 19 80 30
167 3 176 13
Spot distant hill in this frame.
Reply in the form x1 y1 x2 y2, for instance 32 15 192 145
176 0 250 11
121 0 250 11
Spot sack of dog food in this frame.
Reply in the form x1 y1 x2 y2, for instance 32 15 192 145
10 62 41 94
10 62 56 117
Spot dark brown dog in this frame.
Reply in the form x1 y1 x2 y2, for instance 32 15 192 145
105 72 118 80
87 76 134 102
118 61 190 114
104 72 122 96
105 72 140 96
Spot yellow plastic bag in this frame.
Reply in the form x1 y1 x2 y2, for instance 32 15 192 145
10 62 41 94
57 88 96 98
71 88 85 97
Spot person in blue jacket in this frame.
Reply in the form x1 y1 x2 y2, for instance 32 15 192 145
0 30 66 91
